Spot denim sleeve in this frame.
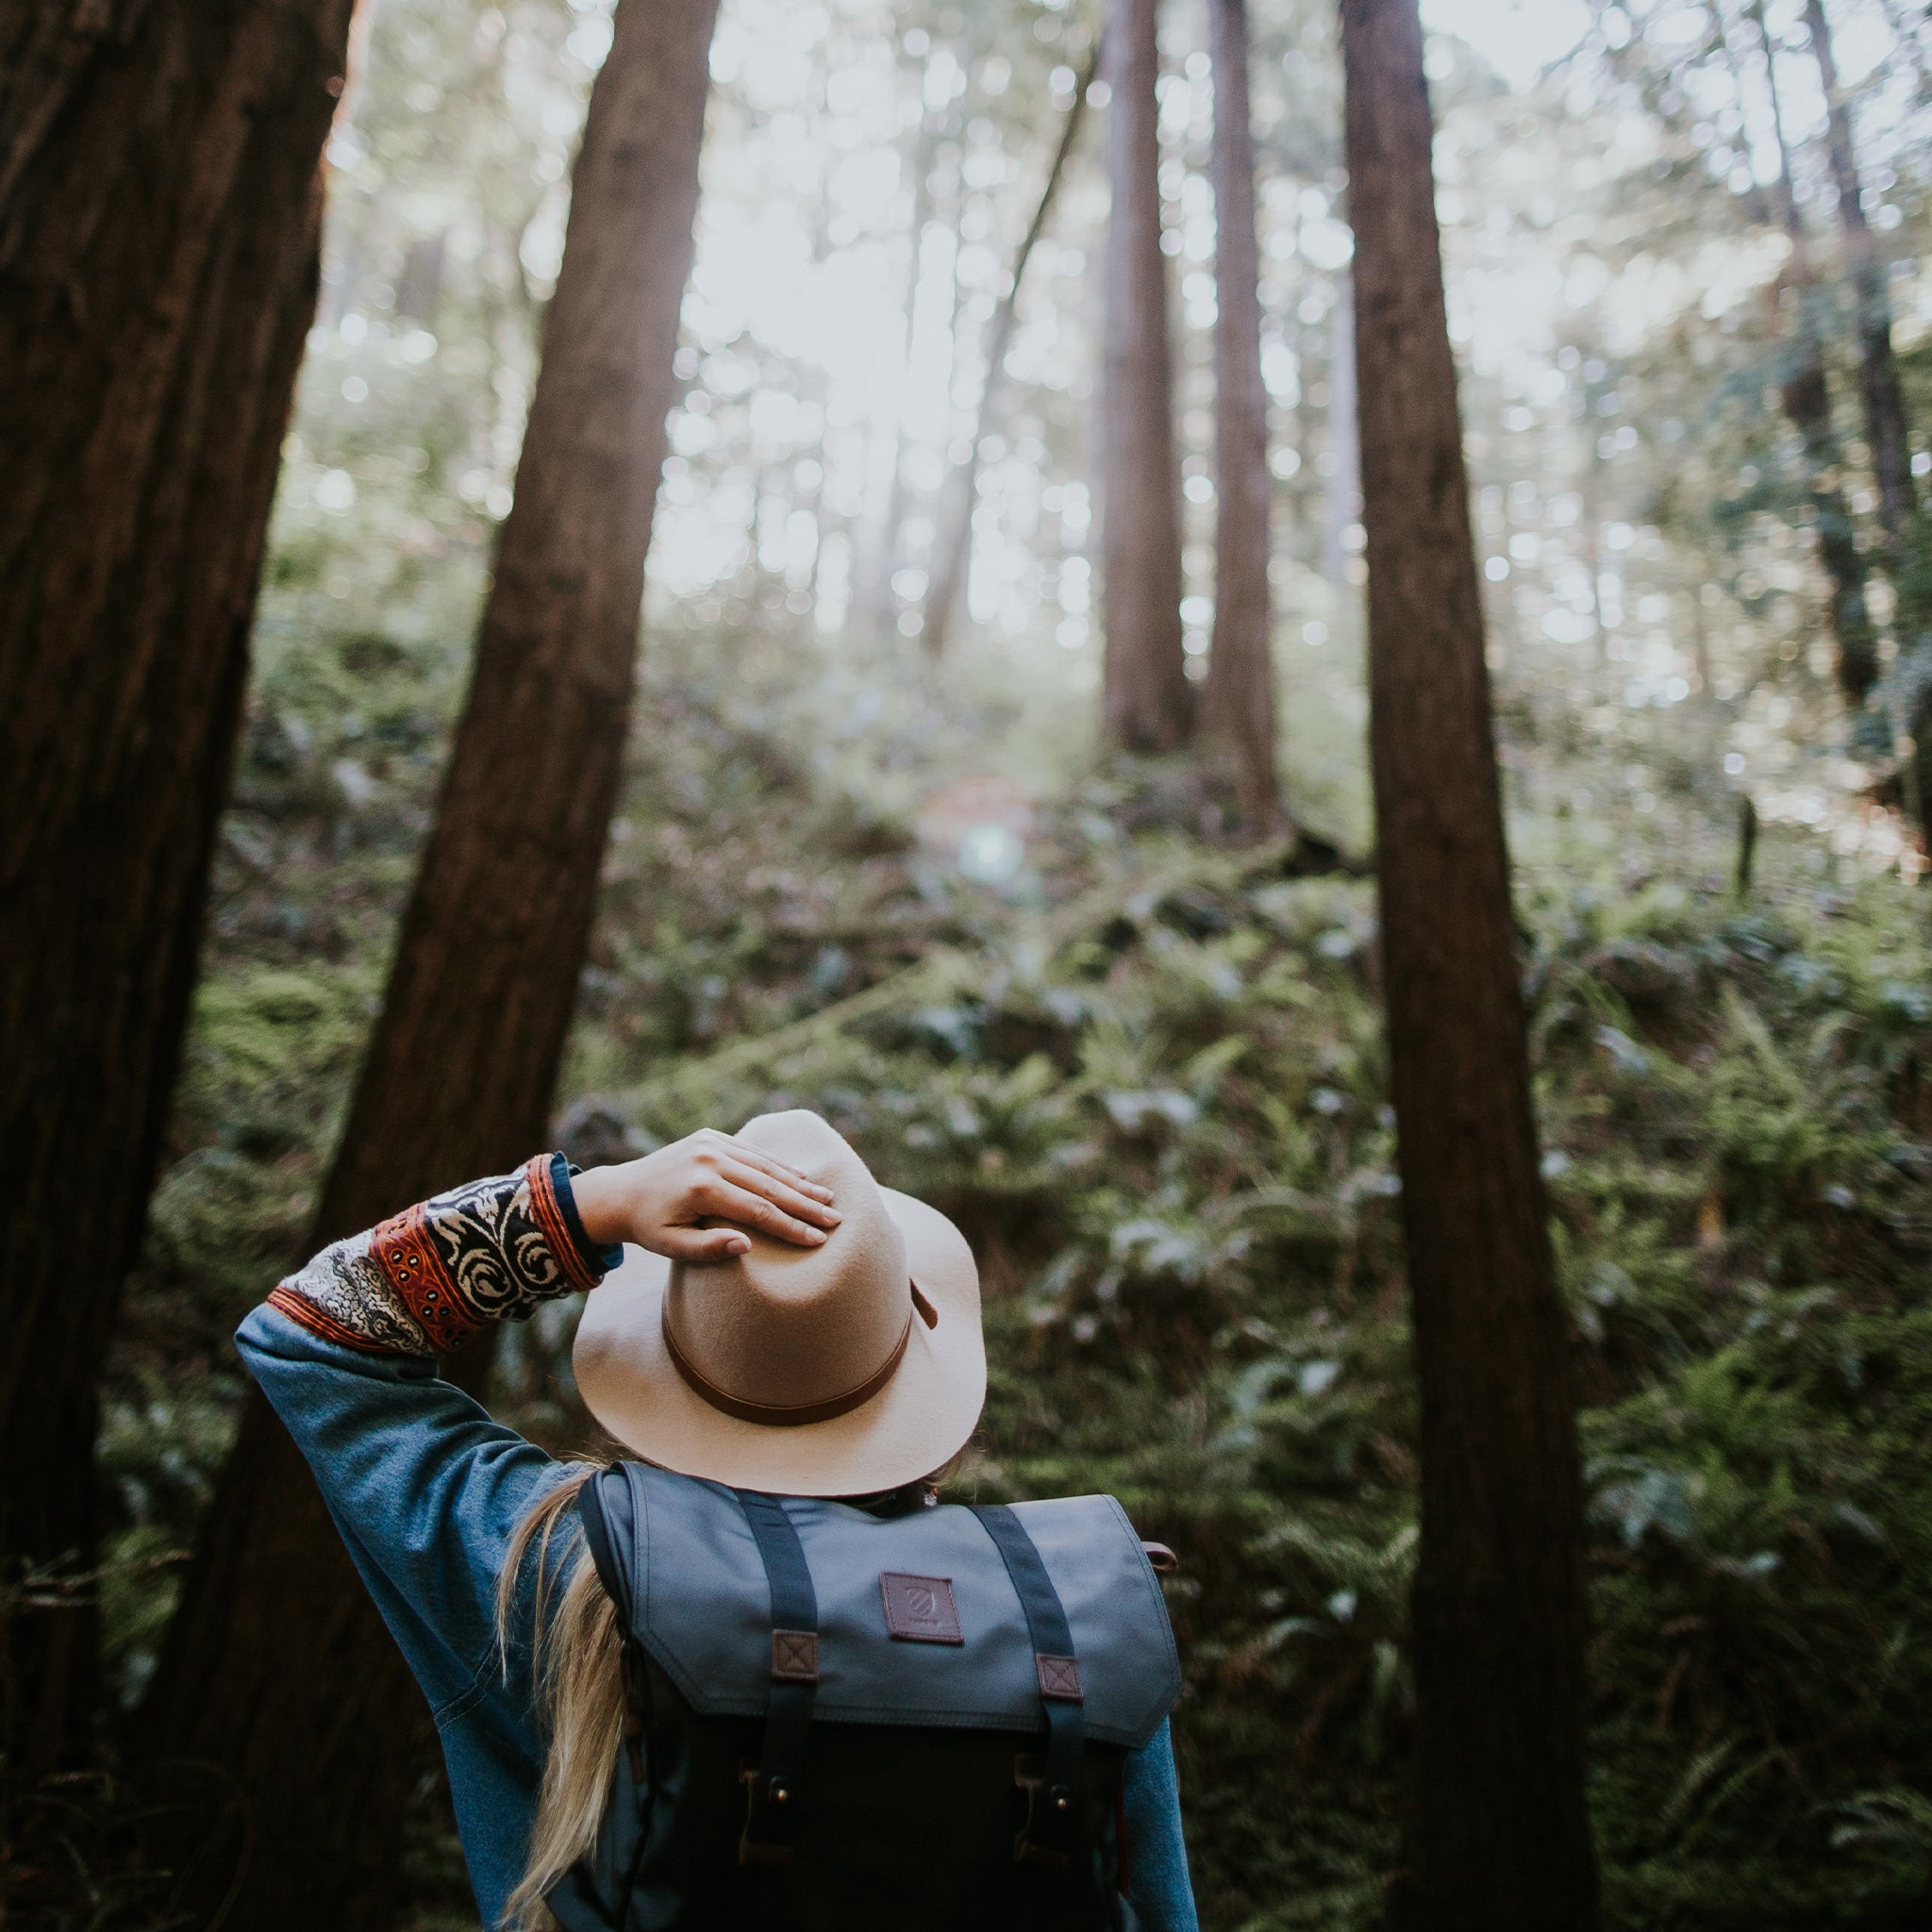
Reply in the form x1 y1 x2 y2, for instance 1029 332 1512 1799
1123 1717 1199 1932
236 1301 572 1724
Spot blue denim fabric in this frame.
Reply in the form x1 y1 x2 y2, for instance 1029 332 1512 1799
238 1304 1199 1931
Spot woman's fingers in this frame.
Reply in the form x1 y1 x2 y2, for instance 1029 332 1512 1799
662 1224 752 1261
695 1177 833 1247
704 1132 835 1203
717 1158 841 1229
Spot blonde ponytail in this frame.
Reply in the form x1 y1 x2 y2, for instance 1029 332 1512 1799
492 1457 960 1928
496 1467 626 1932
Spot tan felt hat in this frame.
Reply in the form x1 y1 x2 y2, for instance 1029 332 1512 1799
574 1109 985 1497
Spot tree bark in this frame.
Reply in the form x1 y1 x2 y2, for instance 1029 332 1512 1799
1740 0 1877 708
134 4 721 1927
1100 0 1192 753
924 42 1099 658
1338 4 1600 1928
1805 0 1918 557
1202 0 1278 829
0 0 353 1771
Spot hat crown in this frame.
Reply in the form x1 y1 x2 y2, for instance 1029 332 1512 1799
661 1111 911 1414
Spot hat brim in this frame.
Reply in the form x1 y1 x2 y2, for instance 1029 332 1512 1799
572 1188 986 1497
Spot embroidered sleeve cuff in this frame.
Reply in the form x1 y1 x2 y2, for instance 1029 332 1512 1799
551 1152 625 1277
267 1154 613 1357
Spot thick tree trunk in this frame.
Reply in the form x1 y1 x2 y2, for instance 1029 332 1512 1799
1202 0 1278 829
1338 5 1600 1929
1806 0 1917 556
0 0 352 1770
1100 0 1192 753
1741 0 1877 708
924 43 1099 658
134 5 721 1927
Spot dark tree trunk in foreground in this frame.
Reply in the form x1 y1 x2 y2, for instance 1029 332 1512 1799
1100 0 1192 752
1806 0 1918 558
136 4 721 1926
1742 0 1877 708
0 0 352 1770
924 42 1098 658
1202 0 1278 828
1339 4 1599 1928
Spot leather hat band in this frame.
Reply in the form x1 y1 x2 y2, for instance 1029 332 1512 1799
661 1302 914 1426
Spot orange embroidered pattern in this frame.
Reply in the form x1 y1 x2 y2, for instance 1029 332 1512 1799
526 1153 605 1294
266 1285 400 1355
372 1200 479 1354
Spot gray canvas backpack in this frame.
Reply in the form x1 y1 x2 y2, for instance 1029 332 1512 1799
549 1460 1181 1931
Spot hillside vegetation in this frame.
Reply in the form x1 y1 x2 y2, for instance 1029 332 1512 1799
80 613 1932 1930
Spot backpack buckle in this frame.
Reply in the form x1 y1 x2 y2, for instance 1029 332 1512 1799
1011 1752 1075 1868
738 1763 797 1867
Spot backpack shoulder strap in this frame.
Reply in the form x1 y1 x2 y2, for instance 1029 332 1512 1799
732 1490 820 1869
971 1502 1087 1869
577 1467 631 1617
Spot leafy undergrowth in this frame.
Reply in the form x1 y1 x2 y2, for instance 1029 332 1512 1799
61 610 1932 1931
575 832 1932 1932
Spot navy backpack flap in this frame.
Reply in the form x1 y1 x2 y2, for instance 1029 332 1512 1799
560 1460 1181 1932
599 1461 1178 1747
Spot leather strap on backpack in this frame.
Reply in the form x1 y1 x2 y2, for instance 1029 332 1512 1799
971 1503 1088 1869
733 1489 820 1867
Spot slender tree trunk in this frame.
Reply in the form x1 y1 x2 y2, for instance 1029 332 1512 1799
1203 0 1278 828
861 113 939 637
1100 0 1192 752
134 6 721 1927
1806 0 1917 555
1321 270 1360 583
1338 5 1599 1928
1741 0 1878 708
924 42 1100 658
0 0 353 1771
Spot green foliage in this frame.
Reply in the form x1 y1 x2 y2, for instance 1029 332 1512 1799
75 582 1932 1932
40 2 1932 1927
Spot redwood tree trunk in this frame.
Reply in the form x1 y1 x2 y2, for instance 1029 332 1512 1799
1339 4 1599 1927
1741 0 1877 708
1100 0 1192 753
0 0 352 1770
135 4 721 1927
924 43 1098 658
1202 0 1278 827
1806 0 1917 556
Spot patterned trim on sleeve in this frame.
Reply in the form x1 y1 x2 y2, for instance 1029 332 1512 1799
267 1232 435 1356
367 1156 606 1353
267 1155 607 1357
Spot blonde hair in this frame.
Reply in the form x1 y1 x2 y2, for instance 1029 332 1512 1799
495 1465 625 1932
493 1458 960 1928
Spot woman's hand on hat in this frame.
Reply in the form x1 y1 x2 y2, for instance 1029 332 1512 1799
569 1129 841 1262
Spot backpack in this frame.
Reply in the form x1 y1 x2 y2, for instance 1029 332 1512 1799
549 1460 1182 1932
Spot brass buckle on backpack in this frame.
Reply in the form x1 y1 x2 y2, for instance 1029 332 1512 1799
738 1762 797 1867
1011 1752 1074 1869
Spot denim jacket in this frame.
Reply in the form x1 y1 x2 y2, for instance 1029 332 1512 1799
244 1155 1199 1930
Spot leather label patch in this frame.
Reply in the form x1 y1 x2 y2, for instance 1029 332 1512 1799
771 1629 819 1682
880 1572 964 1644
1036 1653 1083 1701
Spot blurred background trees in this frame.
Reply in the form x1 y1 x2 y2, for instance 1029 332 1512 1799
10 0 1932 1927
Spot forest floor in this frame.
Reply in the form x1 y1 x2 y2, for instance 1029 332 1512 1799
55 597 1932 1931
